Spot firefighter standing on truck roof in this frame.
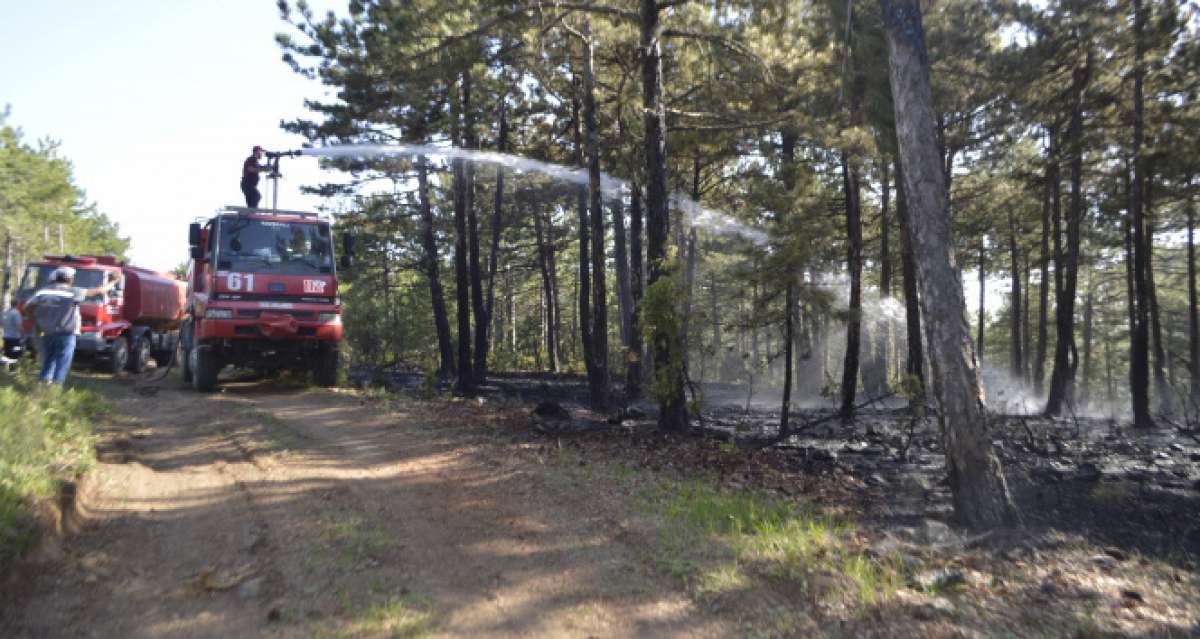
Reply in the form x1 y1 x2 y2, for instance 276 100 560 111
23 266 120 385
241 145 272 209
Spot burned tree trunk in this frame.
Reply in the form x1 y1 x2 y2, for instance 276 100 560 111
1034 136 1056 397
840 151 864 418
880 0 1018 527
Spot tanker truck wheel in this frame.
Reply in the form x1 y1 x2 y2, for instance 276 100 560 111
313 343 339 387
128 336 151 374
191 344 220 392
109 337 129 376
180 323 193 384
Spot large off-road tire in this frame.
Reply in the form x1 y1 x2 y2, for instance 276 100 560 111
313 343 339 387
128 335 151 374
109 337 129 376
180 345 193 384
180 324 193 384
190 344 220 392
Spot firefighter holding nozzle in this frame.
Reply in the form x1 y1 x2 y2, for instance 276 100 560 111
241 145 273 209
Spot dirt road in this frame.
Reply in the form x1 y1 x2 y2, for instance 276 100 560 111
3 379 727 638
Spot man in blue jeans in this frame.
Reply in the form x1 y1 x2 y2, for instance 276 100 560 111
24 266 120 385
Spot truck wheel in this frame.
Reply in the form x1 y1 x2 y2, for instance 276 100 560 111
191 345 220 392
181 345 193 384
109 337 129 376
313 344 339 387
128 336 151 374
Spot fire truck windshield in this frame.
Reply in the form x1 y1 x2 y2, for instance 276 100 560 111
217 219 333 275
18 265 109 302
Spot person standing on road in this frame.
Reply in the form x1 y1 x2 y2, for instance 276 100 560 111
3 298 24 360
23 267 120 384
241 145 271 209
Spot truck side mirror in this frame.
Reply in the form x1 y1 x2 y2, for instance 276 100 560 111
189 223 202 246
190 245 204 260
342 233 356 257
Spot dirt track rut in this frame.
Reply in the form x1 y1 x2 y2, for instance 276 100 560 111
2 380 727 638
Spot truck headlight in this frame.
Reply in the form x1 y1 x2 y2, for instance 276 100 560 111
318 313 342 324
204 308 233 319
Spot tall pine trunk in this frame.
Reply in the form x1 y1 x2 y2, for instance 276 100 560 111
451 77 473 392
895 155 925 404
642 0 687 430
532 205 561 372
1045 52 1091 416
582 21 609 410
840 151 863 417
1129 0 1153 428
463 71 488 384
628 180 645 398
573 86 594 382
485 100 509 370
881 0 1018 528
1034 135 1056 396
417 156 455 378
1188 196 1199 406
1008 208 1023 379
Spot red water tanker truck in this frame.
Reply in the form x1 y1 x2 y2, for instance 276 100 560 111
16 255 186 374
181 206 351 392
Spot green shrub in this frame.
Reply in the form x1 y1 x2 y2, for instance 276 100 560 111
0 373 106 562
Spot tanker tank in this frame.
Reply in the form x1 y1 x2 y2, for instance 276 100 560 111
120 266 186 331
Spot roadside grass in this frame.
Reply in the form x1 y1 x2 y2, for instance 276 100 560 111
641 480 904 610
0 369 108 562
314 592 439 639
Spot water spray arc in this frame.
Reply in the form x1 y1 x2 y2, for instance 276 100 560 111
286 144 767 244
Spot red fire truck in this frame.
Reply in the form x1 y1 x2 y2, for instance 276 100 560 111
182 206 350 391
15 255 186 373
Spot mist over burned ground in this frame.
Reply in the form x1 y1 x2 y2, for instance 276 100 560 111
353 366 1200 635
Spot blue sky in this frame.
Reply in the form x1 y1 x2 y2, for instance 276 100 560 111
2 0 342 271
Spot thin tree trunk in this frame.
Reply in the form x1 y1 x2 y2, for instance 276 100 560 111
418 156 455 378
581 21 609 410
642 0 686 429
1188 195 1199 405
1081 278 1094 407
533 207 561 372
612 199 632 349
1129 0 1153 428
781 283 795 437
628 179 644 398
452 126 474 390
977 241 986 363
895 155 925 403
1145 169 1169 413
573 84 594 382
463 71 488 384
1045 51 1092 416
877 157 893 393
485 100 509 365
1008 208 1023 379
1034 137 1055 396
840 151 863 417
881 0 1017 527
